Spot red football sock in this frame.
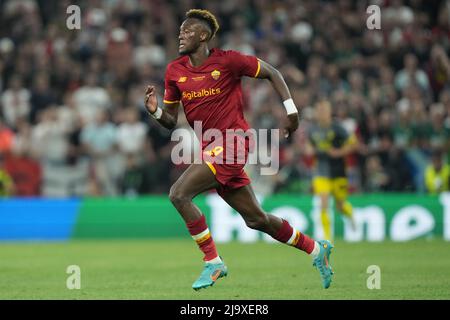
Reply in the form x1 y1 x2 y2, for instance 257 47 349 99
274 219 316 254
186 215 219 262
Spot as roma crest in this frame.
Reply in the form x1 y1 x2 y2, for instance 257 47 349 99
211 69 221 80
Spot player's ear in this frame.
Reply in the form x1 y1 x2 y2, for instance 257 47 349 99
200 31 209 42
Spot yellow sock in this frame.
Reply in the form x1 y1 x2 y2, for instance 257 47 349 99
341 201 353 218
321 209 331 240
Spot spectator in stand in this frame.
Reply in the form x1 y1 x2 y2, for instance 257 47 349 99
426 44 450 100
425 149 450 194
395 53 431 101
4 119 42 196
81 109 118 196
119 153 151 197
29 73 57 124
133 32 166 69
31 106 70 165
0 117 14 155
0 154 14 197
364 155 390 192
0 75 30 129
72 73 111 125
116 107 148 157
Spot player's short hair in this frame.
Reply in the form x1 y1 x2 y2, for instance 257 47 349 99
185 9 219 40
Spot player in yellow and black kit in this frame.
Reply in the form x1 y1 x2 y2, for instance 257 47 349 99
306 100 357 241
0 155 13 197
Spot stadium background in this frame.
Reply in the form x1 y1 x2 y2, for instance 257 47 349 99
0 0 450 299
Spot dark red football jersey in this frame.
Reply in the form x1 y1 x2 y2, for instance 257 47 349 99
163 48 260 148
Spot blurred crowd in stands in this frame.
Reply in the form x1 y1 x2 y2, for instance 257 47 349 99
0 0 450 197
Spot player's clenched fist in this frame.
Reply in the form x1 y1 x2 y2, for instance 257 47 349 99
144 85 158 114
284 113 299 138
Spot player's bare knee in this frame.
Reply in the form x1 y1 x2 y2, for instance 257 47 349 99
169 185 190 208
245 214 269 231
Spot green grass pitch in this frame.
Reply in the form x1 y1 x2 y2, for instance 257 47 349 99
1 239 449 299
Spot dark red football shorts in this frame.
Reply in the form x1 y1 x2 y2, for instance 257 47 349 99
202 133 253 197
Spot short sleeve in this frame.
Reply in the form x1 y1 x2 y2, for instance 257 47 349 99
226 50 261 78
163 65 181 104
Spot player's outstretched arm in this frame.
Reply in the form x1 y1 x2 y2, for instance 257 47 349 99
256 59 299 138
144 85 179 130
